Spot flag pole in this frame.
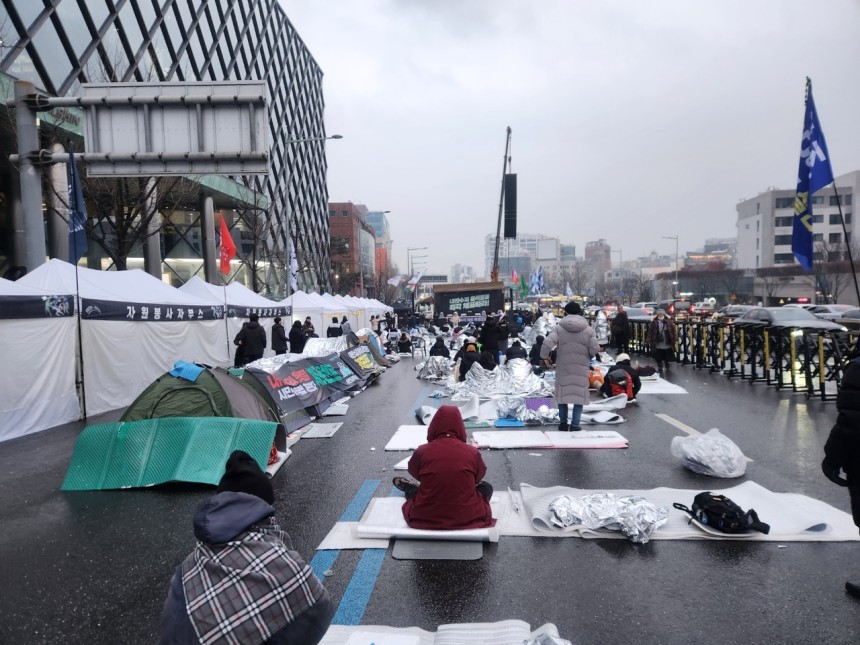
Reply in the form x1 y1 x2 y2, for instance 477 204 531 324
68 144 87 421
829 184 860 305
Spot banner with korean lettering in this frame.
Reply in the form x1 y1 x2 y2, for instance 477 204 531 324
248 354 363 415
80 298 224 321
339 344 381 381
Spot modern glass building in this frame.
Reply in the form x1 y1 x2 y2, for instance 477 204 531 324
0 0 333 296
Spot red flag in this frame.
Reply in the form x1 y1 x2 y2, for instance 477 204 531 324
219 216 236 274
512 268 519 284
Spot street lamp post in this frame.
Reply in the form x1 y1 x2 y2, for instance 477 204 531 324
611 249 623 303
406 246 428 313
662 235 679 297
283 134 343 298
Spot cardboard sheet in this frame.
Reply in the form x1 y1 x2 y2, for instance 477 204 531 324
385 425 428 451
322 402 350 416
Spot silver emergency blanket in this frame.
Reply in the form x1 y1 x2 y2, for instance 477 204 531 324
670 428 748 478
449 358 553 398
302 336 349 357
496 396 526 420
524 314 558 345
525 635 573 645
548 493 669 544
416 356 452 380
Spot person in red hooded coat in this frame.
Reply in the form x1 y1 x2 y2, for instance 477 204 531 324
393 405 495 530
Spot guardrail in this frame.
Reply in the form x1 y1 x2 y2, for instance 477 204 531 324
625 318 858 401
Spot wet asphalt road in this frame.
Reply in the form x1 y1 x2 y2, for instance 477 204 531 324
1 356 859 644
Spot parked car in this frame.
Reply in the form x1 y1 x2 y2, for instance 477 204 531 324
807 304 856 321
656 299 693 319
714 304 754 324
608 307 653 322
734 307 848 332
835 308 860 333
692 301 716 316
632 301 658 314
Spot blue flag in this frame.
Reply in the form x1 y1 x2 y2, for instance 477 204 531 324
537 266 545 294
68 151 88 265
792 79 834 272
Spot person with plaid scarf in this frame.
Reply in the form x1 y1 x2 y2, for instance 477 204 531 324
160 450 333 644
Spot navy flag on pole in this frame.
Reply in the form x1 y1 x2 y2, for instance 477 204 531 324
68 151 89 265
792 79 833 273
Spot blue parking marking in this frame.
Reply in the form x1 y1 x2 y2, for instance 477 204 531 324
331 548 387 625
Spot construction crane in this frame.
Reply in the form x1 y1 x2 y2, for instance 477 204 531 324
490 126 512 284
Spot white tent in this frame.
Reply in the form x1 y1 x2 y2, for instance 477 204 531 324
18 259 228 416
334 294 368 329
179 277 288 358
307 292 349 334
280 290 327 338
0 278 79 441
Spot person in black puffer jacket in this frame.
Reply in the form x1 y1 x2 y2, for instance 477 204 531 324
429 336 450 358
478 315 502 364
289 320 307 354
823 352 860 598
505 340 528 361
458 342 481 381
236 313 266 363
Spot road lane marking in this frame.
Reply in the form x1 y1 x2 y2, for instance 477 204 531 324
655 413 701 435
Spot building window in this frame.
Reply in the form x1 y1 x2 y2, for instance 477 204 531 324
773 253 794 264
830 195 843 206
813 233 823 242
756 238 759 249
812 214 823 224
774 235 792 246
756 220 760 232
328 210 335 217
830 214 842 225
341 210 348 217
830 232 842 244
775 216 793 227
846 194 853 206
846 213 853 223
812 195 824 205
775 197 794 208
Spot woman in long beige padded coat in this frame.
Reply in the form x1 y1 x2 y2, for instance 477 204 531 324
540 301 599 431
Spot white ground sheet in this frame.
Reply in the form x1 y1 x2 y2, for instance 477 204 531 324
638 378 688 394
301 422 343 438
385 426 628 451
319 620 564 645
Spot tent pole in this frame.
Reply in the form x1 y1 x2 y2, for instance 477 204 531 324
224 285 230 364
72 239 87 421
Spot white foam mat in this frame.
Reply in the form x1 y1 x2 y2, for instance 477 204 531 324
542 430 628 448
356 497 500 542
512 480 860 541
639 378 688 394
319 620 564 645
472 429 628 449
385 425 428 451
301 422 343 438
583 394 628 411
393 455 410 470
265 450 290 477
322 402 350 416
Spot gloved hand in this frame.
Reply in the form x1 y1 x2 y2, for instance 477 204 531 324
822 457 849 487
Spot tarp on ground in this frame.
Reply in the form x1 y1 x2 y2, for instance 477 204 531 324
17 259 228 416
61 417 284 491
0 277 79 441
340 343 384 381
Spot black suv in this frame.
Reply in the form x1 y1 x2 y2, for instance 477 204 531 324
656 299 693 318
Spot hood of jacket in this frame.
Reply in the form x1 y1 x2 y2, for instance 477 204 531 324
557 314 589 333
246 321 262 331
426 405 466 443
192 491 275 544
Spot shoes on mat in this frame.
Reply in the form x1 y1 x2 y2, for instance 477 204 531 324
570 425 582 432
847 581 860 598
392 477 416 492
558 423 569 432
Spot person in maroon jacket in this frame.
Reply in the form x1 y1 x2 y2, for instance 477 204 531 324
393 405 495 530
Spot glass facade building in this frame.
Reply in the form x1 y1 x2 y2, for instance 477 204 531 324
0 0 332 295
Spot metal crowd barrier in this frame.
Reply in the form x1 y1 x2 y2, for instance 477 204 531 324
624 317 856 401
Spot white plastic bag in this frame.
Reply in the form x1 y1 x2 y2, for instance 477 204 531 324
670 428 747 478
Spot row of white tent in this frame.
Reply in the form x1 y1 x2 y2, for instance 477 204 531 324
0 259 392 442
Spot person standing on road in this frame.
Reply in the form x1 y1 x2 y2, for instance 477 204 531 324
822 352 860 598
272 316 288 355
326 316 343 338
393 405 495 530
647 309 677 375
593 309 609 352
611 305 630 354
235 313 266 364
478 314 502 364
159 450 333 644
540 301 599 431
289 320 307 354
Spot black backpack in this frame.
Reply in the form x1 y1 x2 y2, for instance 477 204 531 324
673 492 770 534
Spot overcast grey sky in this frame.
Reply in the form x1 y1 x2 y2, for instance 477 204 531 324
281 0 860 278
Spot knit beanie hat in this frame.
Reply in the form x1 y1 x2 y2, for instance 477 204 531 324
564 302 582 315
216 450 274 504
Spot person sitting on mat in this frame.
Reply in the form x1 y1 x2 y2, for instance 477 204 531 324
159 450 333 644
397 332 413 353
393 405 495 530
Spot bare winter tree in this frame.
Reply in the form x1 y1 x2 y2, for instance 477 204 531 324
756 265 796 304
810 240 858 303
629 271 654 303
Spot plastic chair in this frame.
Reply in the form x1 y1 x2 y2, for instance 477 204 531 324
411 335 427 358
